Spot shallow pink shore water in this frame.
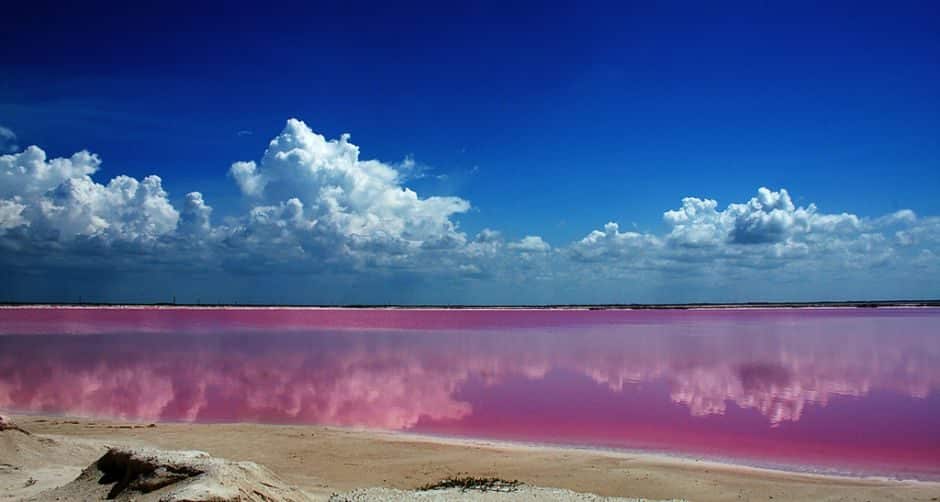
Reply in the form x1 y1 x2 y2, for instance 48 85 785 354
0 307 938 479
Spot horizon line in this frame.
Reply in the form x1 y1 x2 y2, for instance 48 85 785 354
2 300 939 310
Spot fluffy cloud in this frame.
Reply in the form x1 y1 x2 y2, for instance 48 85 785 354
569 222 662 263
0 146 99 199
178 192 212 236
228 119 470 257
0 146 178 242
0 199 26 231
0 126 18 153
662 187 860 247
570 186 937 284
508 235 551 253
40 175 178 241
0 120 488 277
726 187 807 244
0 119 938 303
663 197 724 247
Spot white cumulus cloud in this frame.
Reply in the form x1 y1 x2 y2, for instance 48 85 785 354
179 192 212 236
662 187 860 247
0 119 938 303
0 147 178 243
570 222 662 262
0 146 99 199
228 119 470 258
509 235 551 253
571 187 934 281
0 198 27 231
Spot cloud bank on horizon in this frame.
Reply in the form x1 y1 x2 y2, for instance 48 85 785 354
1 119 938 304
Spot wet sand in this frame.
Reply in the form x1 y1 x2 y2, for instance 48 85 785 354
4 415 938 501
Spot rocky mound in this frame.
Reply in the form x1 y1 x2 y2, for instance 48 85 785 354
31 447 314 501
0 414 28 434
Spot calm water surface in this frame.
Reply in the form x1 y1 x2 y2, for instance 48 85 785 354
1 307 938 479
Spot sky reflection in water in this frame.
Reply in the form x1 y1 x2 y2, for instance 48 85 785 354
0 308 938 478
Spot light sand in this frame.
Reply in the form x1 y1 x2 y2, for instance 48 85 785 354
4 415 939 501
330 487 682 501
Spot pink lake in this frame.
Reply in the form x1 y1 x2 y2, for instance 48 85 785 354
0 307 938 479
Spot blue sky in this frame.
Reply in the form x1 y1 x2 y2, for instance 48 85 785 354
1 1 939 304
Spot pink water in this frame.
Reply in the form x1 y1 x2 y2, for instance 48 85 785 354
1 307 938 479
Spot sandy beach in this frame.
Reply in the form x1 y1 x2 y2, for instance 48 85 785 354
2 414 938 501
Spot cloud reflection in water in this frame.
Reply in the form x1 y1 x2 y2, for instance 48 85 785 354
0 308 938 477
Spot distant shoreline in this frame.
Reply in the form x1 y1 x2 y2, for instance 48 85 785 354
1 300 938 310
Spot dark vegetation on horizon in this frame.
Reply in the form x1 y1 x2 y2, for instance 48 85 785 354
1 300 938 309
